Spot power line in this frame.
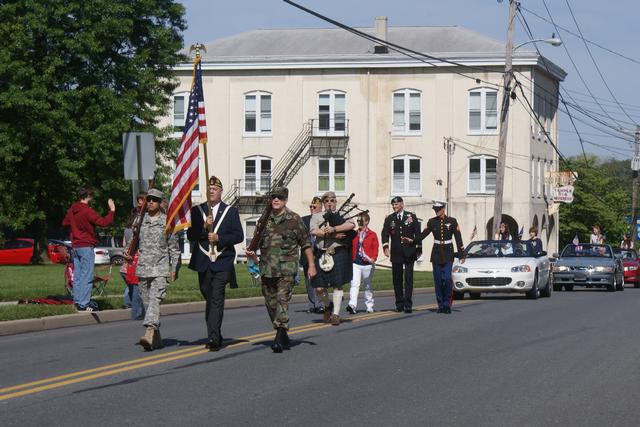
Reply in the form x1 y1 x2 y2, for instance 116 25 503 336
520 5 640 66
282 0 503 89
563 0 638 126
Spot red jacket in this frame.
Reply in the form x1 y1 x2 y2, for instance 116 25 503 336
351 228 379 264
62 202 114 248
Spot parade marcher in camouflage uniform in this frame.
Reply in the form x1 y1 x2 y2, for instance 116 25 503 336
246 187 316 353
125 188 181 351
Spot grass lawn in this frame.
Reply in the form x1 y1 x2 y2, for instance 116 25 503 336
0 263 433 321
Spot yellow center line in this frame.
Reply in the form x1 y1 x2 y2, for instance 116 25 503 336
0 300 478 401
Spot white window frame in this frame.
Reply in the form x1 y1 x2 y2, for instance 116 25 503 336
392 88 422 135
172 91 189 136
392 155 422 196
243 155 272 195
467 155 497 195
317 157 346 194
468 88 499 135
316 90 347 136
244 91 272 136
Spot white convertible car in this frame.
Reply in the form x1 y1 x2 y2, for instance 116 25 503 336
451 240 552 300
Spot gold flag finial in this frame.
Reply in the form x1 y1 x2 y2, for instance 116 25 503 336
188 43 207 59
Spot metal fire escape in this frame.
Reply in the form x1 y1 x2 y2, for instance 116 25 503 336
223 119 349 214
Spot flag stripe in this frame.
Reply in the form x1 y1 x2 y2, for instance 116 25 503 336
165 57 206 234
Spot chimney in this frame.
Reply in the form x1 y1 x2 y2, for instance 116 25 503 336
373 16 388 54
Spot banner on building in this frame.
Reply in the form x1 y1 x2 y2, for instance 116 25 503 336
545 171 578 186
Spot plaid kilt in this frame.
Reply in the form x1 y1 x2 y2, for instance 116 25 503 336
311 247 352 289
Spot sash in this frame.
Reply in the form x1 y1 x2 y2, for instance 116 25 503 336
198 204 231 262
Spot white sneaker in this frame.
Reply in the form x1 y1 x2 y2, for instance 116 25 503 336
366 308 374 313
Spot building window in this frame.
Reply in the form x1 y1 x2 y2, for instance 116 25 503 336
392 155 421 196
468 88 498 134
318 158 346 193
468 155 496 194
317 90 346 135
173 93 188 133
245 219 257 248
244 91 272 135
244 156 272 195
392 89 421 134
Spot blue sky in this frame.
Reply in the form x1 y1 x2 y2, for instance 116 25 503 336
178 0 640 160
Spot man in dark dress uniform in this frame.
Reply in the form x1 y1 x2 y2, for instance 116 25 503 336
187 176 244 351
381 196 422 313
420 200 465 314
300 196 322 313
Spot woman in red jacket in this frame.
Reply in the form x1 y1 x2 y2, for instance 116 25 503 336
347 212 379 314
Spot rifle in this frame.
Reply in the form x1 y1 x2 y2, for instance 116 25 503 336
207 200 218 260
125 182 153 258
246 178 286 252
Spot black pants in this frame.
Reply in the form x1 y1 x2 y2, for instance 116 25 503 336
198 269 229 346
392 261 414 310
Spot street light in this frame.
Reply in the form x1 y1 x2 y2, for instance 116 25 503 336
513 37 563 51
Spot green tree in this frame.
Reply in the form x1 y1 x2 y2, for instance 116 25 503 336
0 0 186 260
559 156 629 246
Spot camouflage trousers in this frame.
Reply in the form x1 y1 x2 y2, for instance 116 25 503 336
138 276 168 329
261 276 294 330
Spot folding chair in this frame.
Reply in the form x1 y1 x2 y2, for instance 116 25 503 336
92 264 113 297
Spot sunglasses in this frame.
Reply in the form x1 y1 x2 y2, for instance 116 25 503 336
324 198 337 203
146 196 161 203
271 195 286 201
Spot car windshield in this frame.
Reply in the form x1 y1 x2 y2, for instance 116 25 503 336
561 244 612 258
612 248 637 260
465 241 533 258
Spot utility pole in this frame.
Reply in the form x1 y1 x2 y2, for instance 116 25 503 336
492 0 517 239
443 137 456 214
632 126 640 247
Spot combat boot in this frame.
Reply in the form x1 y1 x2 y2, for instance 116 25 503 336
139 327 155 351
152 328 163 349
281 329 290 350
271 328 284 353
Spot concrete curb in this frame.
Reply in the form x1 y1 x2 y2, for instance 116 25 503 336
0 288 434 337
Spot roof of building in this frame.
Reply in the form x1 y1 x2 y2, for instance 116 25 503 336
181 25 566 80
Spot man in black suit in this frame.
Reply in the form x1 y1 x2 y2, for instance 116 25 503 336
381 196 421 313
300 196 322 313
187 176 244 351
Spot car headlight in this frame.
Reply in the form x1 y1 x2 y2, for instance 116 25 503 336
624 266 638 272
511 265 531 273
594 266 613 273
452 266 468 273
553 265 569 272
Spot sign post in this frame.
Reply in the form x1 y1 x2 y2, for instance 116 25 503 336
123 132 155 206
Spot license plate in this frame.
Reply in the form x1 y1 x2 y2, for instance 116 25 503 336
574 274 586 281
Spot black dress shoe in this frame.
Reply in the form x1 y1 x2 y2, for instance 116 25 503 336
206 340 221 351
436 308 443 313
444 307 452 314
404 308 412 313
395 307 403 312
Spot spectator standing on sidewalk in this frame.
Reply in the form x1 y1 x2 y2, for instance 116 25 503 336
62 187 115 311
347 212 379 314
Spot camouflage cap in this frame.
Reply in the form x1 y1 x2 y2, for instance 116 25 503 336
310 196 322 205
208 176 223 189
147 188 164 199
270 186 289 199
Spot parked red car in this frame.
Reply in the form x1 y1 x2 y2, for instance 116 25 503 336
613 248 640 288
0 238 71 265
0 238 35 265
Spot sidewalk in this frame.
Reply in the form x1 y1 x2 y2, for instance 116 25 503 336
0 288 435 336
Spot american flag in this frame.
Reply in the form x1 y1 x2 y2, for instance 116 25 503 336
165 56 207 233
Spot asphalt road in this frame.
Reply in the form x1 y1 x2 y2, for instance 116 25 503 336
1 287 640 426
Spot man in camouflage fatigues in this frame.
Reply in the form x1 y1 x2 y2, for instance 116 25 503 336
125 188 181 351
246 186 317 353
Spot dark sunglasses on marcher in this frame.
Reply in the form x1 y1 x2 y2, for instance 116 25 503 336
146 196 161 203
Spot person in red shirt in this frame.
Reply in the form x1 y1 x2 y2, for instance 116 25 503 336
62 187 115 311
347 212 379 314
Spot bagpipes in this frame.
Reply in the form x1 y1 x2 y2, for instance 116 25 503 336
317 193 368 271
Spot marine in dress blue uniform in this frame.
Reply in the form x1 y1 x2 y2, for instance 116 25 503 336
187 176 244 350
381 196 422 313
420 201 465 314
